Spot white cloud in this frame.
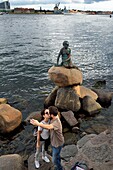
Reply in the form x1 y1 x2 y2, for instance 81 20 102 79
9 0 113 5
7 0 113 11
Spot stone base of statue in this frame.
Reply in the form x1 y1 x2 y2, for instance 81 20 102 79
48 65 83 87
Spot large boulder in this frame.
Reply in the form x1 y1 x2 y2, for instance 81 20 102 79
24 111 42 125
61 111 78 127
61 144 78 161
82 96 102 115
0 154 26 170
0 98 7 104
44 86 58 108
61 129 113 170
76 130 113 170
0 104 22 133
55 87 81 112
92 89 113 107
48 66 83 87
73 85 98 100
25 111 42 122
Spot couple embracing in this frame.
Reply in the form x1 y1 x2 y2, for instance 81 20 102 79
30 106 64 170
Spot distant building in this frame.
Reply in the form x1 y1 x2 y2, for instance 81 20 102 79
14 8 35 14
54 2 62 14
0 0 10 10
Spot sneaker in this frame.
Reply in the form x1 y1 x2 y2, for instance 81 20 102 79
42 156 50 163
35 160 40 169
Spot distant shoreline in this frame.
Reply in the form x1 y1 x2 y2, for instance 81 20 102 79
1 12 113 16
0 8 112 15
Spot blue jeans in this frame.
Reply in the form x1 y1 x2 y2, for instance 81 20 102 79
52 145 63 170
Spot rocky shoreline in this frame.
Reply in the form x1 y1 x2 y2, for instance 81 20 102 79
1 122 113 170
0 65 113 170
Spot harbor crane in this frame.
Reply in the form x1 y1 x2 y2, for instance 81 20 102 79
55 2 60 8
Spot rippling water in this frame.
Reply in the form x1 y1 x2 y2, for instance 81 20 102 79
0 14 113 119
0 15 113 117
0 14 113 159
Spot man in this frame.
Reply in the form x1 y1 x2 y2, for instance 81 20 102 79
30 106 64 170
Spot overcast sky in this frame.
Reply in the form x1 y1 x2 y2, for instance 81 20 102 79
2 0 113 11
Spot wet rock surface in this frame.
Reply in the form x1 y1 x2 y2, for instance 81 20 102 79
0 65 113 169
48 66 83 87
0 100 113 169
0 154 27 170
61 128 113 170
0 104 22 133
28 154 53 170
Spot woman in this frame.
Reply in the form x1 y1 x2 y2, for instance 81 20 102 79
34 108 50 169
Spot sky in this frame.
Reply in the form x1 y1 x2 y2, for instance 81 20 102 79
2 0 113 11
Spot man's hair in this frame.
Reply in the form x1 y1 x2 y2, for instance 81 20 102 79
49 106 58 116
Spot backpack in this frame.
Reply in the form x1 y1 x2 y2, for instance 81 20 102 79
71 161 89 170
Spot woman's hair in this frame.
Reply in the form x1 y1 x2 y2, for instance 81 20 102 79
48 106 58 116
40 108 49 120
40 109 46 120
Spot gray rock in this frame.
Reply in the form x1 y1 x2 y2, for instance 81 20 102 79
62 128 113 170
28 153 53 170
92 88 113 107
24 111 42 124
77 134 97 149
93 80 106 89
61 144 78 161
64 132 78 145
61 110 78 127
44 86 58 108
82 96 102 115
55 87 81 112
0 154 26 170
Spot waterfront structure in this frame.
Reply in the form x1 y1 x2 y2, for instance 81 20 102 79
63 6 69 14
54 2 62 14
14 8 35 14
0 0 10 11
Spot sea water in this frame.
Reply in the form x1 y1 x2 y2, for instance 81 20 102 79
0 13 113 157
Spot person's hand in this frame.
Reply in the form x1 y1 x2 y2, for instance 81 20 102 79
30 119 39 126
